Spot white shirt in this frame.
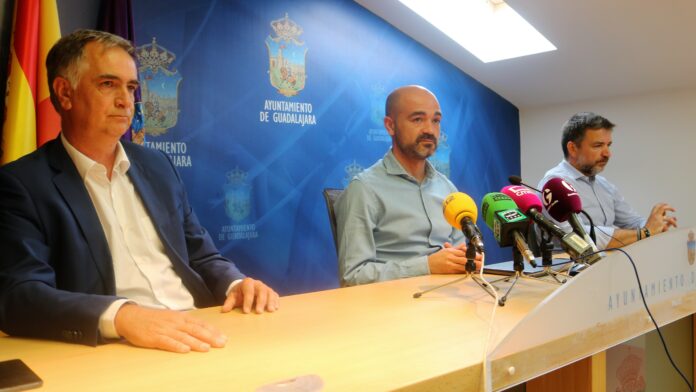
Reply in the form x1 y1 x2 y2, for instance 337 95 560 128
61 134 195 337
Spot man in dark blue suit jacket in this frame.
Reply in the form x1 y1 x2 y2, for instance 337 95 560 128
0 30 278 353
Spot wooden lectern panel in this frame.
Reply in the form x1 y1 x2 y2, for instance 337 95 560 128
488 228 696 390
526 357 592 392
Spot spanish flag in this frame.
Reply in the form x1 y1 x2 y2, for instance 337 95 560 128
1 0 61 165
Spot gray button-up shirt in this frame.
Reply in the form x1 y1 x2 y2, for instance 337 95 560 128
538 160 646 249
335 149 464 286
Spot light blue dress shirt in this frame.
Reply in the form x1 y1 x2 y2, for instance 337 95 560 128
334 149 464 286
538 160 646 249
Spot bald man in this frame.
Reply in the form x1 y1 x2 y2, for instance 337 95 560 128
334 85 476 286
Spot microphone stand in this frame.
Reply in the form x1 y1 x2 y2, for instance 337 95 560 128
488 247 524 306
488 239 564 307
527 229 567 283
532 227 594 277
413 241 498 301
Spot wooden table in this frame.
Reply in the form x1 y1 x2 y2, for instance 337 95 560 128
0 274 557 391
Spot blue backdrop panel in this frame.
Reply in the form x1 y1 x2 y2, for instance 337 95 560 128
133 0 520 295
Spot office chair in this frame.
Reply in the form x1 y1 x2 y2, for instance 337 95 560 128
322 188 343 255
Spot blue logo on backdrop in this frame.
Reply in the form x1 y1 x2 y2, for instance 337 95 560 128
224 167 252 222
367 84 390 143
370 84 386 126
342 160 364 188
430 131 451 178
220 167 259 241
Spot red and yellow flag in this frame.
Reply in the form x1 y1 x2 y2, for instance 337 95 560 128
1 0 61 165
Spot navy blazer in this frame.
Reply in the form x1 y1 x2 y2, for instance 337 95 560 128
0 138 245 345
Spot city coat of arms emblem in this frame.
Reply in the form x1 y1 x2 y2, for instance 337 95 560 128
265 14 307 97
136 38 183 136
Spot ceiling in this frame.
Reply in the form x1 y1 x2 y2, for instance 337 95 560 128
355 0 696 109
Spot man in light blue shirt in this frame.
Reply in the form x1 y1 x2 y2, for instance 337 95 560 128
538 112 677 249
335 86 475 286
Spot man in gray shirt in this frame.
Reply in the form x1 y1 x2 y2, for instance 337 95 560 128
335 85 477 286
538 112 677 249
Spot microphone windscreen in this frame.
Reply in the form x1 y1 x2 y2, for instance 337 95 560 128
508 175 523 185
480 192 518 230
442 192 478 230
542 177 583 222
500 185 542 214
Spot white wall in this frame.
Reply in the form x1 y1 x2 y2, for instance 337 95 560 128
521 88 696 389
520 88 696 229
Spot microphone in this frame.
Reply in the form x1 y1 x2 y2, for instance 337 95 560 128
500 185 598 263
508 175 541 193
442 192 485 252
480 192 537 267
413 192 498 302
542 178 599 253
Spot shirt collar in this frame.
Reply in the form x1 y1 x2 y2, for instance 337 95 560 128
382 148 436 182
61 133 131 179
561 159 591 182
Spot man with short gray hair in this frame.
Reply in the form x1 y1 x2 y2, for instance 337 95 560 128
0 29 278 353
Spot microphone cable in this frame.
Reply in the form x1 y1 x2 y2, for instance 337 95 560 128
596 225 626 247
587 247 693 392
557 218 689 389
579 210 596 243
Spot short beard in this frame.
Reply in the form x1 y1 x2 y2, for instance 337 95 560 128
393 124 438 160
578 160 607 177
